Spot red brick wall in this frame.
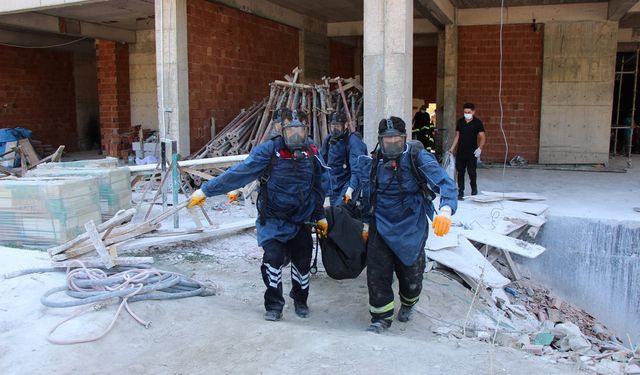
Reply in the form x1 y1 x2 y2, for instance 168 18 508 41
457 24 543 163
413 46 437 104
0 45 77 150
329 40 355 78
96 40 131 158
187 0 299 152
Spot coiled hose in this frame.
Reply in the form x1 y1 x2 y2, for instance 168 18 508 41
5 260 216 345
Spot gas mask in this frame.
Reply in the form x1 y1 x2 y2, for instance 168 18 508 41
282 113 308 152
329 122 345 139
378 118 406 160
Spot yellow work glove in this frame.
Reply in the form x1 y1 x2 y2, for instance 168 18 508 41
188 189 206 209
343 186 354 204
227 190 239 204
316 218 329 238
432 206 452 237
362 223 369 242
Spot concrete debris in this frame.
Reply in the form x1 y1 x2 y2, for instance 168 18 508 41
625 364 640 374
523 344 545 356
552 322 592 353
593 359 626 375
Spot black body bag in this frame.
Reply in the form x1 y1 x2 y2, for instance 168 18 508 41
318 205 367 280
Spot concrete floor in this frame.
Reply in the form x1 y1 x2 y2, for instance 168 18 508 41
473 155 640 221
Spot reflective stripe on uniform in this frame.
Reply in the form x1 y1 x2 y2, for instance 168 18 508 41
264 263 282 288
400 293 420 306
369 301 394 314
291 264 310 289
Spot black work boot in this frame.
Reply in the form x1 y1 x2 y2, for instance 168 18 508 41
457 195 464 201
366 319 392 334
294 301 309 318
397 305 414 322
264 310 283 321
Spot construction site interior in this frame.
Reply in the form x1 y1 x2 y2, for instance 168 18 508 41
0 0 639 374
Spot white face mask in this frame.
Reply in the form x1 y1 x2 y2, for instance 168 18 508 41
464 113 473 121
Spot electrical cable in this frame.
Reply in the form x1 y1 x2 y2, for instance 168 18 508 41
0 36 88 49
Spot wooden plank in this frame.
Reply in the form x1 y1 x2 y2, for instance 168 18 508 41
425 236 510 288
456 272 497 308
52 223 159 261
501 249 521 281
182 167 214 181
84 220 115 269
51 256 154 268
18 139 39 165
48 208 137 256
459 229 546 259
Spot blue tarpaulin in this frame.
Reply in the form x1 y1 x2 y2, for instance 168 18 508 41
0 127 33 167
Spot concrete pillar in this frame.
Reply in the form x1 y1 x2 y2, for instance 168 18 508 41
155 0 189 155
363 0 413 149
442 24 457 149
298 17 329 82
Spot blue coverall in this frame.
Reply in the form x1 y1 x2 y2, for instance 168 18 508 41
349 144 458 323
320 132 367 206
200 136 327 312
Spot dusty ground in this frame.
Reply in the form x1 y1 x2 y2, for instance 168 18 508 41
0 233 584 375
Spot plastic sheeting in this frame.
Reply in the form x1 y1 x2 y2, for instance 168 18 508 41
0 177 102 247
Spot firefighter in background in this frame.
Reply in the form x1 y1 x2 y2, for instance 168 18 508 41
320 111 368 206
189 112 328 322
412 105 436 154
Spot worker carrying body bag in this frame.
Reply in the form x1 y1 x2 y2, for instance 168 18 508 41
313 204 367 280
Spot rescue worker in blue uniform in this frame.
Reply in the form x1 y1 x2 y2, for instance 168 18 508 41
320 112 368 206
189 112 328 322
348 116 458 333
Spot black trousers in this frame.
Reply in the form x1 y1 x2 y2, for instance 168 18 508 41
455 155 478 196
367 223 426 323
261 225 313 312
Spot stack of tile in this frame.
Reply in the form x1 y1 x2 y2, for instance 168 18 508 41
28 162 131 220
0 177 102 247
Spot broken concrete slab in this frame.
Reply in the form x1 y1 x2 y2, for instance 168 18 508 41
460 229 546 258
425 236 510 288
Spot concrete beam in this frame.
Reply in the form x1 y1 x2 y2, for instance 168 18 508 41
0 0 106 15
328 18 437 37
0 12 135 42
618 27 640 42
211 0 325 34
457 3 608 26
608 0 639 21
0 27 95 52
415 0 455 26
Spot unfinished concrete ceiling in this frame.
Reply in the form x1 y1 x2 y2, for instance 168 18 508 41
38 0 154 30
267 0 363 22
451 0 602 8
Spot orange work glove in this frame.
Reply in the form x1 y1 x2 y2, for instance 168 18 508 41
362 223 369 242
188 189 206 209
432 206 452 237
343 187 354 204
227 190 239 203
316 218 329 238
